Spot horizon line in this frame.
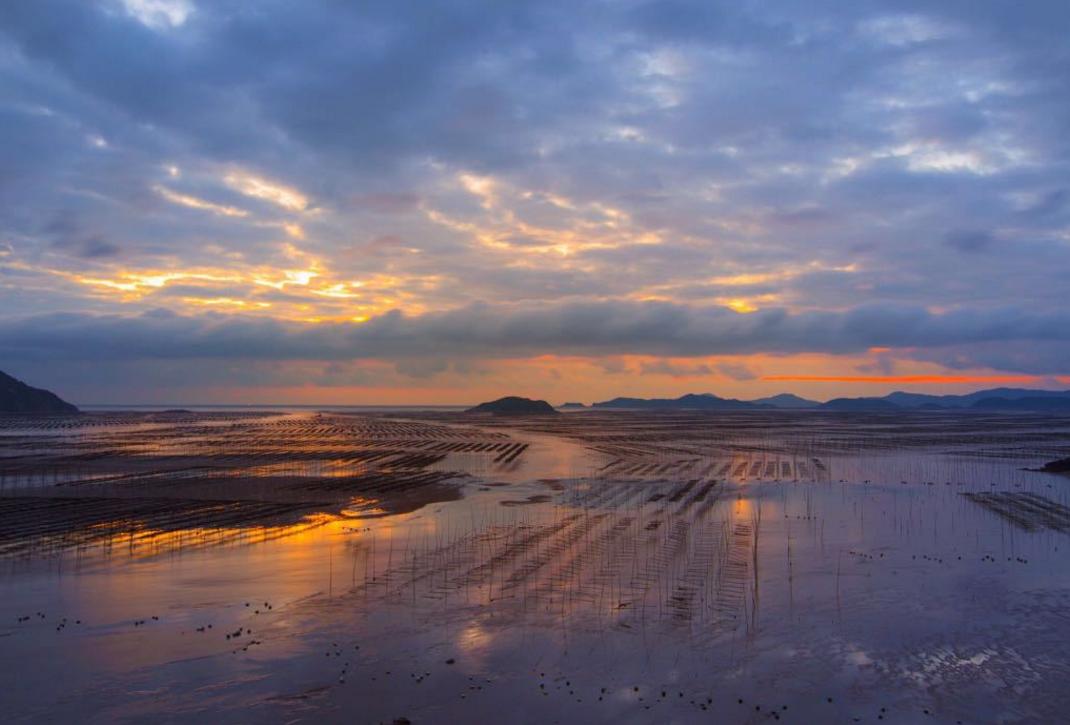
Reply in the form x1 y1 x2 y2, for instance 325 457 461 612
72 382 1070 409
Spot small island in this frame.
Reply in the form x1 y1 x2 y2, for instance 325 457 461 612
465 396 559 416
1036 458 1070 474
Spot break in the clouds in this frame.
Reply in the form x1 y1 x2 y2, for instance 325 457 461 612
0 0 1068 402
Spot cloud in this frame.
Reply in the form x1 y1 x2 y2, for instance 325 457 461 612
716 362 758 381
119 0 194 30
2 300 1069 375
943 229 993 253
52 234 122 259
155 185 248 217
43 211 124 259
639 359 714 377
395 357 450 378
0 1 1069 396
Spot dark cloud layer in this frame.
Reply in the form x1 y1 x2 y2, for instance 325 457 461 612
2 300 1068 375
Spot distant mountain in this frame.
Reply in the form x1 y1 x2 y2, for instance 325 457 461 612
558 402 587 409
970 396 1070 411
881 391 958 408
0 370 79 414
883 388 1070 409
592 393 769 410
751 393 819 409
819 397 901 411
466 396 559 415
571 387 1070 413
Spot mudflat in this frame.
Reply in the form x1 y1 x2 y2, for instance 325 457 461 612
1 409 1069 724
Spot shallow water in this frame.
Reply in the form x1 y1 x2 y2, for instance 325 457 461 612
1 410 1069 723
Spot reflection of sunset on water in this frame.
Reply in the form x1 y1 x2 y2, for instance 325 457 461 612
3 409 1070 723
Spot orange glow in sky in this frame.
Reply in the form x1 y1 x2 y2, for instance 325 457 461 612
763 375 1044 384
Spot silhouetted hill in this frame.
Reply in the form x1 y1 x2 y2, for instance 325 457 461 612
883 388 1070 408
0 370 79 414
751 393 819 408
881 392 957 408
466 396 559 415
558 402 587 409
593 393 768 410
819 397 900 411
970 396 1070 411
565 388 1070 412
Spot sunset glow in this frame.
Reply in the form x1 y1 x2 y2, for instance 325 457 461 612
0 1 1067 404
4 5 1070 724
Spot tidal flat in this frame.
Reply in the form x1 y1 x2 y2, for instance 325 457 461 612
1 409 1069 724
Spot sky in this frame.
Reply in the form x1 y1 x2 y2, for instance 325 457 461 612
1 0 1069 405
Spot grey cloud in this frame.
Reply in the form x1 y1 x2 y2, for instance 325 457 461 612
716 363 758 381
1022 189 1069 218
51 234 122 259
44 212 123 259
395 358 450 379
351 195 422 214
943 229 993 253
2 300 1069 373
639 360 714 377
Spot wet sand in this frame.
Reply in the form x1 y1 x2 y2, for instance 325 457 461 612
1 410 1070 723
